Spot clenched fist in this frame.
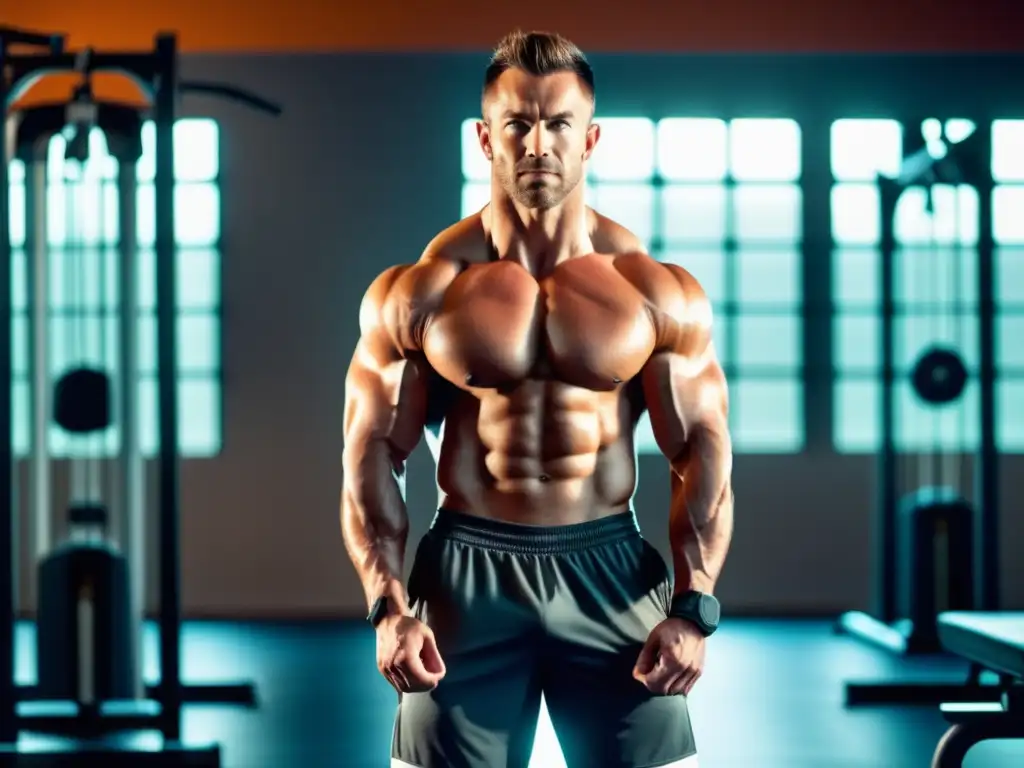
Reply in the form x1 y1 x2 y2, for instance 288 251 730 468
376 614 447 694
632 617 706 697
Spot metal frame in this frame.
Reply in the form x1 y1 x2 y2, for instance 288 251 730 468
836 124 1002 707
0 24 280 761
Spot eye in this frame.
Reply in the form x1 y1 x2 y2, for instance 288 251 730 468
548 119 570 130
505 120 529 133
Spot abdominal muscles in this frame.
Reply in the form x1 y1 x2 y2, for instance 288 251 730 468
436 379 639 524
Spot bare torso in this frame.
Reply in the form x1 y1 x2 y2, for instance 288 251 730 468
392 208 686 525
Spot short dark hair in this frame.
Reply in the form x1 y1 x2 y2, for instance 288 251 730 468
483 30 595 106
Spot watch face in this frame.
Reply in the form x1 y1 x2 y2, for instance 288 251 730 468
698 595 721 627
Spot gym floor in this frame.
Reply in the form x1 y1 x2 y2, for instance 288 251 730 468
12 619 1024 768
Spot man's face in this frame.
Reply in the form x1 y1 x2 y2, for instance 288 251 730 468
478 69 600 210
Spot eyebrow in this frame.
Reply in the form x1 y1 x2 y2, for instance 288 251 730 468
501 110 575 122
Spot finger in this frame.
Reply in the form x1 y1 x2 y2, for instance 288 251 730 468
668 669 695 696
642 657 679 694
633 638 660 677
389 665 412 693
420 632 447 677
403 652 443 691
650 668 685 696
682 667 702 696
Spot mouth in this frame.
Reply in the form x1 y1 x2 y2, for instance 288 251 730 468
518 170 556 178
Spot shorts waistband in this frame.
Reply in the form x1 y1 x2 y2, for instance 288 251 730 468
428 507 640 555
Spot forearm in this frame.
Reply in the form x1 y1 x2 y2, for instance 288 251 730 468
340 440 412 612
668 425 734 595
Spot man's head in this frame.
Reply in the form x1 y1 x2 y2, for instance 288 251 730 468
478 30 600 210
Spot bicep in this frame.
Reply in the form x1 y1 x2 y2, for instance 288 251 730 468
640 345 729 466
344 338 428 464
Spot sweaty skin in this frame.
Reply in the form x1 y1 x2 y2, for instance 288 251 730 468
341 209 733 617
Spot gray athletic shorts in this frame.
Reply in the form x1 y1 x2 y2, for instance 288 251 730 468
391 508 698 768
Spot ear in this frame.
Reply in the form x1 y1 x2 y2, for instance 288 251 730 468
476 120 493 161
583 122 601 161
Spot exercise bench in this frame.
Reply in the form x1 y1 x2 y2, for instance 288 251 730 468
931 612 1024 768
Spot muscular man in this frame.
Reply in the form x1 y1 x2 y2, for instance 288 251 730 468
342 30 734 768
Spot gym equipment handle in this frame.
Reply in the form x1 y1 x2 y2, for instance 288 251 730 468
0 25 65 53
179 81 284 116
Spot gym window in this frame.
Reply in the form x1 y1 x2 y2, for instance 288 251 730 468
8 118 223 458
830 118 1024 453
461 117 806 454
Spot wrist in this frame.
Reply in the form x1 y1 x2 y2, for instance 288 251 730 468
365 577 410 616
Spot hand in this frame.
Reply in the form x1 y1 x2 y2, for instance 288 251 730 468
376 614 447 693
632 617 706 696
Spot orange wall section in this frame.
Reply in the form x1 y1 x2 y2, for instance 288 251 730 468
6 0 1017 54
4 0 1018 108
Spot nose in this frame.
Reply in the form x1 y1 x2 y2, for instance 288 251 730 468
525 123 548 157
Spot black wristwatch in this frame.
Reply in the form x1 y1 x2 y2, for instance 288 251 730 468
367 595 390 628
668 590 721 637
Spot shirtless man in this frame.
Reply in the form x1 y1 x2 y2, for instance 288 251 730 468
341 30 734 768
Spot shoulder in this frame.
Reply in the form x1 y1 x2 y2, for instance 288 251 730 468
612 253 709 319
589 208 648 255
359 214 485 348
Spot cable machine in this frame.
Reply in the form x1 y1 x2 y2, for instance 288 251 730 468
836 121 1001 707
1 25 282 765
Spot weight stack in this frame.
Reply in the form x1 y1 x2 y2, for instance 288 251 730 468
897 485 975 654
35 536 136 702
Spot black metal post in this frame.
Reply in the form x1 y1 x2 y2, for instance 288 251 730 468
974 129 998 612
0 34 18 745
877 176 899 624
153 33 183 741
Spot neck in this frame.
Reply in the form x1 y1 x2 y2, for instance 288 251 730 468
486 182 593 275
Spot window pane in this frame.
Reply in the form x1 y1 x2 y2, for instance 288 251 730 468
175 118 220 182
12 315 28 376
997 248 1024 306
48 249 119 311
180 378 222 455
589 118 655 181
12 249 27 312
48 315 119 373
998 316 1024 371
896 247 977 309
137 119 221 183
993 186 1024 244
731 378 803 451
175 183 220 246
831 183 880 245
9 182 25 249
832 248 879 307
896 314 978 373
589 184 655 246
735 315 801 369
831 119 903 182
461 118 488 182
139 377 159 455
12 379 29 456
48 128 117 182
461 182 489 218
992 120 1024 182
997 379 1024 451
661 250 724 304
634 411 658 455
834 314 880 372
138 377 222 455
10 158 25 184
735 249 800 307
896 378 978 452
660 184 727 244
712 314 729 367
179 249 221 310
729 119 801 182
137 183 155 247
833 379 879 452
895 185 978 246
732 184 801 242
179 315 220 372
656 118 728 181
138 315 157 374
46 184 67 247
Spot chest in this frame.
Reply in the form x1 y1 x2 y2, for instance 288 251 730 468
421 259 656 390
